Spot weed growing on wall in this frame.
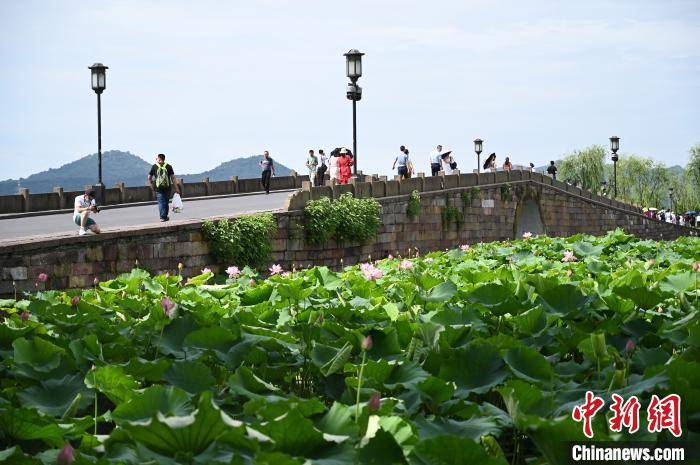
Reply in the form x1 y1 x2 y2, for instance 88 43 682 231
202 213 277 268
441 194 464 230
305 193 381 245
500 183 513 201
407 190 421 219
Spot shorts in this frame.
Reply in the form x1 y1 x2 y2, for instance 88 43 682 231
397 166 408 177
74 214 96 227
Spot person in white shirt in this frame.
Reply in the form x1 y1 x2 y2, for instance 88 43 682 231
73 189 101 236
316 149 328 186
329 152 340 182
429 145 444 176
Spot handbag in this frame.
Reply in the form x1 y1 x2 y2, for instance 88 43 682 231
171 193 183 213
450 160 457 170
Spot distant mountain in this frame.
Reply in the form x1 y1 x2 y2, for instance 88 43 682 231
180 156 291 183
0 152 293 195
0 151 151 195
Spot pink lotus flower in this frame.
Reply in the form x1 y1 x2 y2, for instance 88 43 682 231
387 254 394 259
161 297 175 318
562 251 577 262
522 232 533 239
248 278 256 286
361 335 373 351
360 263 383 280
70 295 80 306
460 244 470 252
21 310 30 321
399 260 413 270
368 392 381 412
226 266 240 279
201 267 212 274
694 262 700 272
624 339 635 356
57 442 74 465
269 264 283 275
38 273 48 282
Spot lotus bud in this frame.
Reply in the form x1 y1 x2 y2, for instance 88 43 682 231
590 333 607 361
70 295 80 306
368 392 381 412
57 442 74 465
38 272 48 282
135 259 139 267
21 310 30 321
249 278 256 286
624 339 635 356
178 262 184 271
93 277 100 286
361 335 373 351
165 271 170 278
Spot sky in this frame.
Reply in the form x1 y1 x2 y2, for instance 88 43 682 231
1 0 699 180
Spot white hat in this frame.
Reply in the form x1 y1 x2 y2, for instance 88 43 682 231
340 148 348 154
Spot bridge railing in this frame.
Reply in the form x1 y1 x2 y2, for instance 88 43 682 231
0 172 308 215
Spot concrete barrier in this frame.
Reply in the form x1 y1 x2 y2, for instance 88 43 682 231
123 186 153 203
0 195 24 214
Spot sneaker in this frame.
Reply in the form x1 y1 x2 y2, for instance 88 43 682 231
160 218 167 222
79 227 86 236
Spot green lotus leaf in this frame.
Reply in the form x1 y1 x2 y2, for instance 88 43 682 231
239 283 273 305
84 365 139 405
504 346 554 383
163 360 215 394
416 376 455 405
17 373 91 417
439 341 508 396
157 313 199 357
124 356 171 382
659 272 695 294
258 408 327 456
420 281 457 303
112 385 191 423
118 391 251 458
0 406 66 447
228 366 281 400
183 325 241 352
536 284 591 317
316 402 359 437
409 434 507 465
12 337 64 372
357 428 407 465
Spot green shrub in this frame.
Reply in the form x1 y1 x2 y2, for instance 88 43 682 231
305 193 381 245
500 183 513 201
202 213 277 268
407 190 421 219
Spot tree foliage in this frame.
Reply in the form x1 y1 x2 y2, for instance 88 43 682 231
557 145 606 192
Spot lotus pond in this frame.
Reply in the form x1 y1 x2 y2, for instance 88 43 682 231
1 229 699 464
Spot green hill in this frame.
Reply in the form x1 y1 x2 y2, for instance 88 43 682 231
0 152 293 195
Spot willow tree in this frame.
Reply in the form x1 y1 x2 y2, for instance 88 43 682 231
613 155 670 207
557 145 606 192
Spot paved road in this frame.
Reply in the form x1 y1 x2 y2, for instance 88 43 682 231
0 191 290 241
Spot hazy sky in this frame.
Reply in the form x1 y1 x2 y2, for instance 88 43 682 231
1 0 699 180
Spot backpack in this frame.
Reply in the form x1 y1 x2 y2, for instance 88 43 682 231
155 163 171 189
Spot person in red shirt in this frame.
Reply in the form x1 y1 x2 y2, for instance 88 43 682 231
338 148 354 184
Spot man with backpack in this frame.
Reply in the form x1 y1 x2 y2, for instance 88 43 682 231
148 153 179 222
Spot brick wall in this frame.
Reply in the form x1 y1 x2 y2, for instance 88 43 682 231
0 177 694 294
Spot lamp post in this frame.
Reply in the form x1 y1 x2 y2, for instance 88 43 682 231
474 139 483 173
89 63 108 201
344 49 364 176
609 136 619 198
668 187 674 212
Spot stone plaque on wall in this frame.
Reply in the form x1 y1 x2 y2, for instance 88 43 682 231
481 199 495 208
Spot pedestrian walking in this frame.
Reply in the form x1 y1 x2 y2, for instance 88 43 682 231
546 160 557 180
259 151 275 194
148 153 179 222
404 148 414 178
393 145 410 180
483 153 496 171
329 150 340 183
338 148 354 184
316 149 328 186
429 145 444 176
503 157 512 171
306 149 318 186
441 151 457 175
73 188 101 235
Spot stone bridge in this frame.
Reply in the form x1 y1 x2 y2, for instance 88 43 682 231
0 170 695 293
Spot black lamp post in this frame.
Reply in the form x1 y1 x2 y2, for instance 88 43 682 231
668 187 674 212
89 63 108 201
609 136 619 198
344 49 364 176
474 139 483 173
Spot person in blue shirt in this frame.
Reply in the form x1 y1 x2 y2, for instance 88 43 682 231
393 145 411 180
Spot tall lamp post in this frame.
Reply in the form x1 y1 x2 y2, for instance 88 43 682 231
89 63 108 202
474 139 483 173
668 187 674 212
609 136 619 198
344 49 364 176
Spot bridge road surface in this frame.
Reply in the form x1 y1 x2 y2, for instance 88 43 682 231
0 191 290 241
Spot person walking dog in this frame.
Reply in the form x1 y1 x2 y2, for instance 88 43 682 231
148 153 179 222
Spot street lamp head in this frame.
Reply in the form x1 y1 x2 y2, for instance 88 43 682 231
346 82 362 101
609 136 620 154
344 49 364 82
89 63 108 94
473 138 483 155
